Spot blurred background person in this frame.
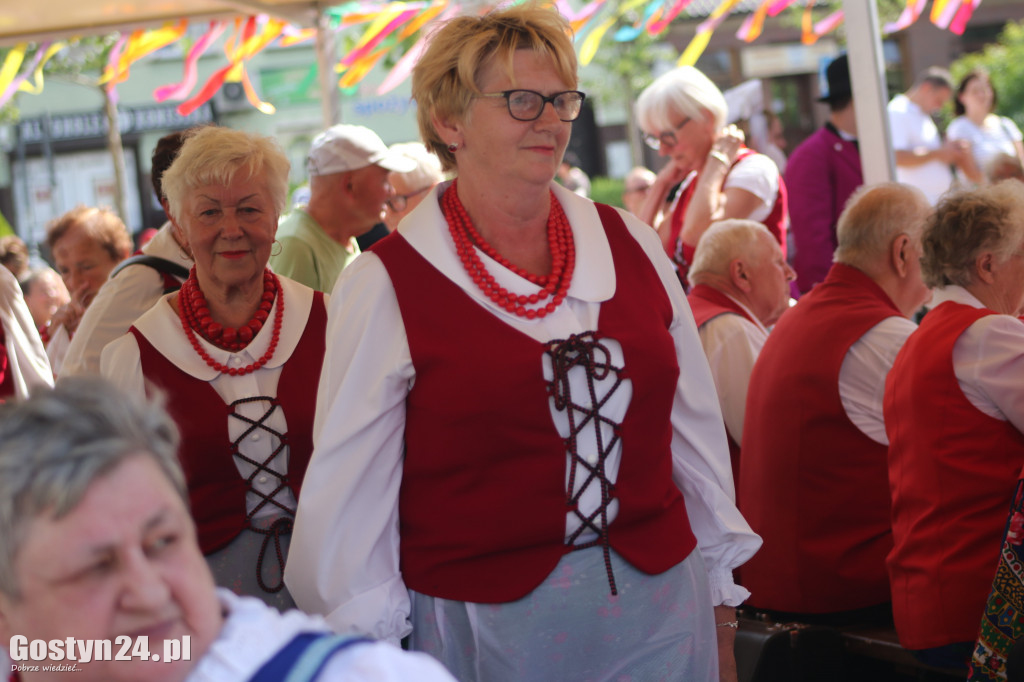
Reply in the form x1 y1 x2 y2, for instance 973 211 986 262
62 130 192 377
889 66 980 204
0 377 459 682
986 151 1024 184
19 266 69 340
45 206 132 376
948 68 1024 186
270 124 414 294
621 165 656 217
885 181 1024 674
383 141 444 232
636 66 786 286
556 150 591 197
101 126 329 611
785 54 863 295
287 5 759 680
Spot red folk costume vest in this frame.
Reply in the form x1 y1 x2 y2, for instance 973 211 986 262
372 203 697 603
739 263 900 613
0 326 13 401
885 302 1024 650
129 291 327 554
687 283 756 485
667 148 788 282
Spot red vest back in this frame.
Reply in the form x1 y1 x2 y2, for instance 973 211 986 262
885 301 1024 649
740 263 900 613
0 326 12 401
687 283 756 486
130 292 326 553
373 203 697 603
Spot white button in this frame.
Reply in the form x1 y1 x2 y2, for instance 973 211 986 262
258 476 268 484
251 433 261 441
587 454 598 465
233 357 242 366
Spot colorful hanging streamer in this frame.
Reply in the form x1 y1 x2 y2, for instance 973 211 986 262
678 0 744 66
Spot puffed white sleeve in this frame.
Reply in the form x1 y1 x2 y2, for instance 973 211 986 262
98 332 146 399
0 265 52 397
620 209 762 607
285 252 415 645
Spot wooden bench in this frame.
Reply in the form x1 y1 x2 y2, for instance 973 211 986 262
735 611 966 681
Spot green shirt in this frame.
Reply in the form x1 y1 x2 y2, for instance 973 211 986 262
270 208 358 294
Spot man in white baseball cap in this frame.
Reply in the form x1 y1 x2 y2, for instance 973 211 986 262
270 124 416 293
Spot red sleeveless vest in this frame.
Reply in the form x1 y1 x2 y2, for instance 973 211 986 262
373 203 698 603
130 291 327 553
668 148 788 282
740 263 900 613
885 301 1024 649
687 283 757 486
0 326 12 401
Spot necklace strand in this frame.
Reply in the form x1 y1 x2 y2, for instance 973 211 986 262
442 180 576 319
177 268 284 376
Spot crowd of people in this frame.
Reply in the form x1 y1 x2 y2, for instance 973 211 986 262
1 4 1024 681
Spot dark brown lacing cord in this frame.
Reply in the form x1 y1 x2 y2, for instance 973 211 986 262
547 331 624 596
229 395 294 593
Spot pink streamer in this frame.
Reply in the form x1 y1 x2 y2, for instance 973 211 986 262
339 9 418 68
0 42 51 109
154 21 227 101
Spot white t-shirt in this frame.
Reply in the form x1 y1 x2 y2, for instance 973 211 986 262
888 93 953 205
946 114 1022 181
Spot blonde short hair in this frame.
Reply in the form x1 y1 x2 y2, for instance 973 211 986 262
412 2 577 172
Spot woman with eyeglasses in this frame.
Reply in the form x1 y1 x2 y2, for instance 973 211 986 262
383 141 445 232
636 67 788 286
287 4 759 681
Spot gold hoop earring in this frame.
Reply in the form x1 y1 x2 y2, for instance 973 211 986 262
271 240 283 258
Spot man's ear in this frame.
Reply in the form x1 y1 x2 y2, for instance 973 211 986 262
730 258 752 292
891 234 911 278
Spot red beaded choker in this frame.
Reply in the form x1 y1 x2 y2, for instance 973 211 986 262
177 267 284 376
442 180 576 319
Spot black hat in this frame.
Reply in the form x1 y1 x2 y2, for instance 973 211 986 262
818 54 852 103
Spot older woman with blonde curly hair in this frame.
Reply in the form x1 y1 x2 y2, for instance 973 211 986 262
101 125 329 611
287 3 759 680
884 180 1024 672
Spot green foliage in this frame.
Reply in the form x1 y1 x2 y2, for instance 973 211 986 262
590 176 624 208
948 20 1024 132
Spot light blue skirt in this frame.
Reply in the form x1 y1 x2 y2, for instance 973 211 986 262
409 547 717 681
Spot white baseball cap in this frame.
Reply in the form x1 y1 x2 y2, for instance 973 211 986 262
307 124 417 176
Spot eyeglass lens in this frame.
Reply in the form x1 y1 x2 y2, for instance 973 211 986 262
507 90 584 122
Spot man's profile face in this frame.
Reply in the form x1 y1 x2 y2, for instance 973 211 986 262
0 455 222 682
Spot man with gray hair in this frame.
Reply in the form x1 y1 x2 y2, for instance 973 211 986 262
738 182 932 624
0 378 457 681
270 124 415 294
686 219 794 484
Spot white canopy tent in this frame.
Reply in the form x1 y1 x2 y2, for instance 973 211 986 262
0 0 895 181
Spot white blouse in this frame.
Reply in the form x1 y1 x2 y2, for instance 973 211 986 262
285 182 761 644
100 276 319 519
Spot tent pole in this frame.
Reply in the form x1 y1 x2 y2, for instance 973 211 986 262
843 0 895 186
317 8 340 126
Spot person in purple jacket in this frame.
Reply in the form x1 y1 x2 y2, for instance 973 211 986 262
785 54 863 295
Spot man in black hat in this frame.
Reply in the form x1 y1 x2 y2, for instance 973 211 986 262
784 53 864 294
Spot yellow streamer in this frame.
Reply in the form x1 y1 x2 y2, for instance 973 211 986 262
677 30 711 66
18 42 66 94
0 44 27 94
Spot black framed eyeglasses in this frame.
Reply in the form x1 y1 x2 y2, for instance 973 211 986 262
387 186 432 213
476 89 586 122
644 116 692 151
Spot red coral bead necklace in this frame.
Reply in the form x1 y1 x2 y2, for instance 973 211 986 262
177 267 283 376
442 179 575 319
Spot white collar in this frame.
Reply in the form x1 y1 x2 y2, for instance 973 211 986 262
397 180 616 321
132 275 314 381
